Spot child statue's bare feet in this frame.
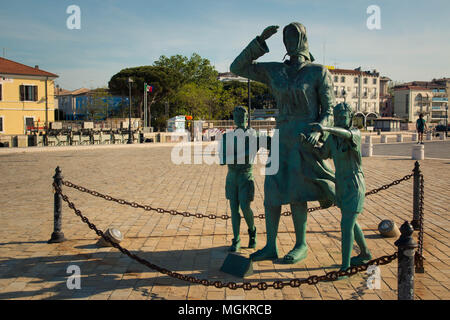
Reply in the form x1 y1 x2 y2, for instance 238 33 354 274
350 252 372 266
229 238 241 252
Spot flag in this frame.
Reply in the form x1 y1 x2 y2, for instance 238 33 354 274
146 84 153 92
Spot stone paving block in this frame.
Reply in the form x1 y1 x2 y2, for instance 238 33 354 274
0 144 448 300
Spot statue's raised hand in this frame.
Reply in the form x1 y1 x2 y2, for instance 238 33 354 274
260 25 279 41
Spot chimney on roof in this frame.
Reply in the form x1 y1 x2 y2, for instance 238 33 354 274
35 65 39 69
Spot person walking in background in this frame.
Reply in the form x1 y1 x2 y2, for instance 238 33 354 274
416 113 427 144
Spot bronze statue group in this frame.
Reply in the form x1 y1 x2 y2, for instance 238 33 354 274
220 22 372 273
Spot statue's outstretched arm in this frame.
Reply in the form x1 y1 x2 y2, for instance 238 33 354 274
311 123 352 140
230 26 278 84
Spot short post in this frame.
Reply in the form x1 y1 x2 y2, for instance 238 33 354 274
362 142 373 157
48 166 66 243
411 144 424 160
395 221 418 300
411 161 421 230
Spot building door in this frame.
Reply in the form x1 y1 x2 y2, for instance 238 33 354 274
25 117 34 132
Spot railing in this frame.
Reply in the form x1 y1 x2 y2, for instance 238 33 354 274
48 162 426 299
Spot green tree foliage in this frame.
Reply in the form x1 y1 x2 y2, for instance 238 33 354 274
108 53 275 126
108 65 181 120
82 88 112 120
154 53 218 86
222 80 276 110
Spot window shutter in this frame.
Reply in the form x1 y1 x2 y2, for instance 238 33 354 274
34 86 38 101
20 85 24 101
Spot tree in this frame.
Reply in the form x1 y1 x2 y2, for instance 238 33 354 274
222 80 276 110
85 88 112 120
108 66 181 125
154 53 218 87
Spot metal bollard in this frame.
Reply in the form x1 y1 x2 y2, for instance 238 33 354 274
411 161 421 230
48 166 66 243
395 221 418 300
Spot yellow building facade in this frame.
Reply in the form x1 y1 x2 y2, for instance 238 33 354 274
0 57 58 135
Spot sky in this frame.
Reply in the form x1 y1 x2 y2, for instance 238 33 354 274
1 0 449 90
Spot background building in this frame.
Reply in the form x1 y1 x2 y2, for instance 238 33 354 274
217 72 248 83
56 87 128 121
0 57 58 135
393 78 449 125
329 67 382 127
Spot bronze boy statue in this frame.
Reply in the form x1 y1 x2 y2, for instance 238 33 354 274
220 106 268 252
300 102 372 271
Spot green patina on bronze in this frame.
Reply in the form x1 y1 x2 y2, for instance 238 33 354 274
303 102 372 271
230 23 337 263
220 106 267 252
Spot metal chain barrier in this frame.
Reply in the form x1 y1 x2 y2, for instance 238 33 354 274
415 173 425 271
53 182 398 290
60 173 414 220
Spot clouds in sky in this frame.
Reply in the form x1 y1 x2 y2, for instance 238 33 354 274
1 0 449 89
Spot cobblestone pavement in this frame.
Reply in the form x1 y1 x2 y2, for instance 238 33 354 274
0 143 448 300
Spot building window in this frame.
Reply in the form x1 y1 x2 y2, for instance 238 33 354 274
0 116 3 133
373 78 377 85
0 84 2 101
24 117 34 130
19 85 38 101
354 77 358 84
341 76 345 83
363 78 368 84
334 86 338 96
334 76 338 82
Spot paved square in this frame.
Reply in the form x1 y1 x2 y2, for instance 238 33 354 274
0 143 448 300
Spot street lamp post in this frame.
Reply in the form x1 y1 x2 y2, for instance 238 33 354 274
248 78 251 128
127 77 134 144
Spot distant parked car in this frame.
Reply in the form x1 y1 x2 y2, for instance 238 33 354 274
435 124 449 132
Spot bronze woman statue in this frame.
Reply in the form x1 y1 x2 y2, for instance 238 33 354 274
230 22 336 263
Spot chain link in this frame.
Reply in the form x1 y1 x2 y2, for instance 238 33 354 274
54 182 398 291
61 173 413 221
415 173 425 268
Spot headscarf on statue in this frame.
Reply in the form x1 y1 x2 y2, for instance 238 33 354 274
282 22 315 64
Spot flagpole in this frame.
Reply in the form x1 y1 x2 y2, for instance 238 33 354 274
144 83 147 129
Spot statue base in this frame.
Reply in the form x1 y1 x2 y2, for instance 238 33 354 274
220 253 253 278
